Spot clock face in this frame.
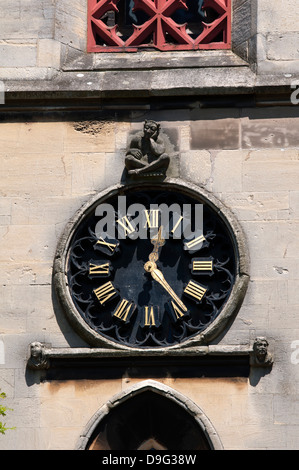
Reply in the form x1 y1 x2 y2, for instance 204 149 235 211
63 186 237 348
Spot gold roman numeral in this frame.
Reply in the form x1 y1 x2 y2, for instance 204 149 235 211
143 305 158 327
117 216 136 236
184 280 207 302
170 300 186 321
113 299 135 323
89 262 110 276
94 281 117 305
192 259 213 272
171 215 183 235
184 235 206 251
96 237 117 253
141 306 162 328
144 209 160 229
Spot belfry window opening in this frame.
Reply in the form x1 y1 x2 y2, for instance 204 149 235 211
87 0 232 52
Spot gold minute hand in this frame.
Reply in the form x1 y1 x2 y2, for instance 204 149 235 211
150 266 187 312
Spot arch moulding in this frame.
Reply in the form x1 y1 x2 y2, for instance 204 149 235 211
76 379 224 450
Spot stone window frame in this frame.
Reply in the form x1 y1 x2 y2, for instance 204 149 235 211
87 0 232 53
58 0 258 72
76 380 224 450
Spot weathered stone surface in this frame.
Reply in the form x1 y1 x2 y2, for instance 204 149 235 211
0 44 37 68
267 33 299 61
242 219 299 260
241 116 299 149
0 0 55 40
242 150 299 191
0 2 298 456
0 153 71 197
232 0 253 63
216 192 290 221
180 150 211 187
191 119 240 150
211 150 244 193
290 191 299 219
0 0 298 89
37 39 61 69
54 0 87 51
0 107 299 450
258 0 299 34
65 121 116 154
190 109 240 150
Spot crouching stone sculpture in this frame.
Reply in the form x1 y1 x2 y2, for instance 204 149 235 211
125 120 170 177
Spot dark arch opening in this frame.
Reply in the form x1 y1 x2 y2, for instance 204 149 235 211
86 390 212 450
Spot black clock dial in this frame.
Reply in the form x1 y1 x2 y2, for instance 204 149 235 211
66 188 236 348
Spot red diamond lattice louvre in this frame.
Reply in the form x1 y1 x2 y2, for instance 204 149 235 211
87 0 231 52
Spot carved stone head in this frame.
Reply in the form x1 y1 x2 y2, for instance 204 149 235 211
253 337 269 361
143 120 160 140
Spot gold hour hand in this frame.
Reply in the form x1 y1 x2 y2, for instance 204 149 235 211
144 261 187 312
149 226 165 263
151 225 164 245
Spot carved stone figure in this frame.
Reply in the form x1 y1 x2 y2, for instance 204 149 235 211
251 337 273 367
125 120 170 177
28 342 49 370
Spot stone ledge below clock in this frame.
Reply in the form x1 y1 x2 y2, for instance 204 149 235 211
2 66 296 98
27 338 273 372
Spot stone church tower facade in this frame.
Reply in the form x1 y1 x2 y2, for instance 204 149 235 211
0 0 299 450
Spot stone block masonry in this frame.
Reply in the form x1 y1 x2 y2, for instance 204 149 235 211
0 0 298 88
0 0 298 452
0 106 298 449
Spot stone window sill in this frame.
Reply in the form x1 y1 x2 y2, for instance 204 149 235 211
62 48 248 72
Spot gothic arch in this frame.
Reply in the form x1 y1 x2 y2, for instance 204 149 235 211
76 380 223 450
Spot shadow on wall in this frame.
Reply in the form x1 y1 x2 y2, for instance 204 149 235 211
249 364 273 387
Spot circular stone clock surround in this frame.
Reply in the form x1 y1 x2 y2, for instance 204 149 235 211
53 178 249 351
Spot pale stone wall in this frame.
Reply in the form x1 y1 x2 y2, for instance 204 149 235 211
257 0 299 73
0 0 57 81
0 107 299 449
0 0 298 86
0 0 298 453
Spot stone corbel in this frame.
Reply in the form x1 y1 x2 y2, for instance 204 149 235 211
27 337 273 370
250 336 273 368
28 341 51 370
